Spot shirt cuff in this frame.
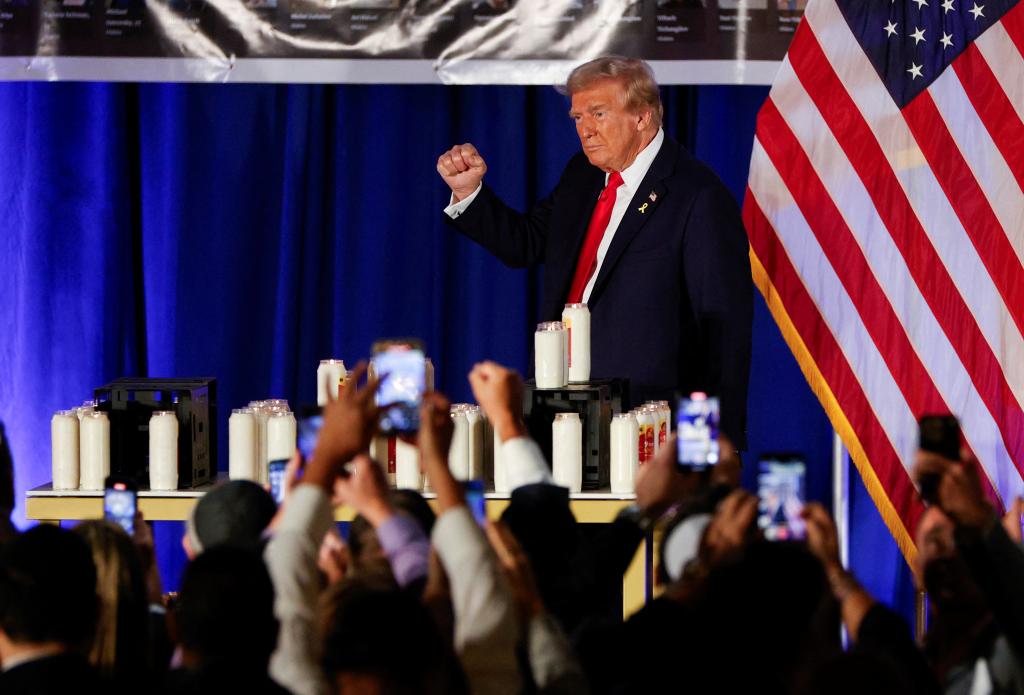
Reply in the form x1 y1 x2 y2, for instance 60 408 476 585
443 184 482 218
502 437 553 490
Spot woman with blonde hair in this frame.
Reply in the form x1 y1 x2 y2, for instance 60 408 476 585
73 519 153 693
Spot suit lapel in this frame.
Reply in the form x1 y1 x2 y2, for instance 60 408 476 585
587 138 679 307
549 167 606 315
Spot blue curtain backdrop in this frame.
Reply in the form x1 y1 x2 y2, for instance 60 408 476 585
0 80 914 617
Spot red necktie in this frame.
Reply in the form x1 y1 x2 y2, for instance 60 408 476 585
566 172 624 304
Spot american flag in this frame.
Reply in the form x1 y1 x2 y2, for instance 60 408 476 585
743 0 1024 562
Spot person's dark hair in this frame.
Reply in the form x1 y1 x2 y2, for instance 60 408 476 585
693 540 837 693
320 577 456 694
174 546 277 668
391 489 436 535
187 480 277 554
0 524 97 648
348 489 436 580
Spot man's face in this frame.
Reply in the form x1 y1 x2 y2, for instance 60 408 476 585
570 79 652 173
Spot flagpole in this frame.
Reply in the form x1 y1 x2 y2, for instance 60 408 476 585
832 430 849 569
832 430 850 646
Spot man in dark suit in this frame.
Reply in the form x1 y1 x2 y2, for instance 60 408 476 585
437 56 752 446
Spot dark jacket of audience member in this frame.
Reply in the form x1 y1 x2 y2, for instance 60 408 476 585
163 546 291 695
0 524 103 695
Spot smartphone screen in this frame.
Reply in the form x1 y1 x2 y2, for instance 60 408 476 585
104 481 137 535
297 414 323 462
676 393 720 470
373 347 425 435
269 459 288 504
463 480 487 526
757 455 807 541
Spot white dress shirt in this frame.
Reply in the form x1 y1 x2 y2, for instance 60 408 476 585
445 128 664 303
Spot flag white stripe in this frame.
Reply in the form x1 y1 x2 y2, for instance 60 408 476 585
766 57 1020 500
802 0 1024 418
929 62 1024 265
748 139 920 471
974 22 1024 128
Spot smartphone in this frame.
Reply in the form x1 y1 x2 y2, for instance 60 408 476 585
918 415 960 504
269 458 288 504
676 393 720 470
371 339 426 436
757 455 807 542
104 476 138 535
297 412 323 463
463 480 487 526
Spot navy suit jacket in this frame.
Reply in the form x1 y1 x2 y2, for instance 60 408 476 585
446 135 752 446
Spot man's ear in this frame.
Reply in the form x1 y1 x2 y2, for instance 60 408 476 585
636 109 653 131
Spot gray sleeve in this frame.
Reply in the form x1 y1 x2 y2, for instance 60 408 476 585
528 612 591 695
432 506 521 695
265 484 336 695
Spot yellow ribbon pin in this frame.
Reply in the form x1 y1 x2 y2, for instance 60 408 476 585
638 203 649 214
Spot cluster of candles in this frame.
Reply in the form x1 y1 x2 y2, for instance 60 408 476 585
368 403 507 493
51 401 180 491
228 400 296 485
552 401 672 495
535 303 591 388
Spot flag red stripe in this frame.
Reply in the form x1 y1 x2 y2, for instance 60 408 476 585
755 99 1006 509
903 92 1024 345
745 190 925 531
787 22 1024 476
1000 1 1024 58
951 44 1024 195
756 98 946 417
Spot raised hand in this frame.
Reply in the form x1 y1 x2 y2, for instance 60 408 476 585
437 143 488 202
912 450 995 530
468 361 526 443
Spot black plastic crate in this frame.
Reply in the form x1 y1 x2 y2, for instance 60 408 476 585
94 378 216 489
523 379 628 491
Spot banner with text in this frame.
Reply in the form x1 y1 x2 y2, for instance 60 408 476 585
0 0 801 83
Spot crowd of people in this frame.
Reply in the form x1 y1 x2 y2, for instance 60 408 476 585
1 362 1023 694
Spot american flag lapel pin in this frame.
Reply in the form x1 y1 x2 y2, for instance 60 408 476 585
649 191 657 202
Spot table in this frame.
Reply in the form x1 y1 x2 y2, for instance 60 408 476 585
26 484 652 616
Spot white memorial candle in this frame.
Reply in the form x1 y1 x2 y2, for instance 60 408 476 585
149 411 179 491
464 405 485 481
249 401 270 485
317 359 347 406
229 408 259 481
610 413 640 494
534 322 567 389
449 406 471 481
51 410 80 491
79 411 110 491
562 303 591 384
636 406 656 464
267 410 297 462
395 438 422 490
552 412 583 493
655 400 671 451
